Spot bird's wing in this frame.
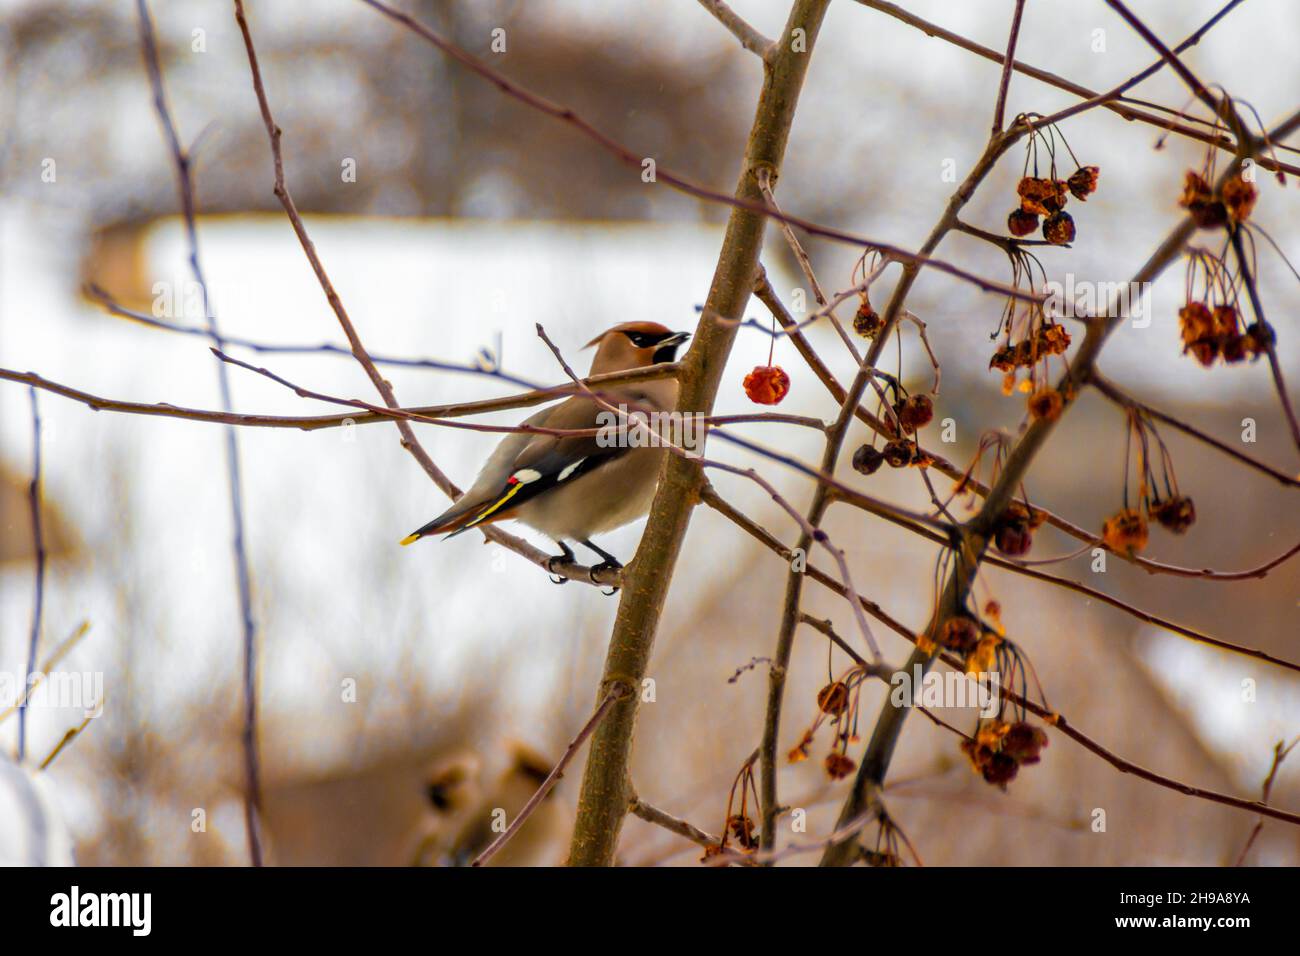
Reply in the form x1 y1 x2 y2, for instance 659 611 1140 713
402 396 625 540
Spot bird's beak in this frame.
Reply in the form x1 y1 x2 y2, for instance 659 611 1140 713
660 331 690 348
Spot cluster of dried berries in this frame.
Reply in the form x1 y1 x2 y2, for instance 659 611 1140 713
704 757 761 860
789 666 874 781
1178 301 1273 367
989 321 1071 372
988 247 1074 404
991 500 1047 557
852 438 933 476
961 718 1049 788
851 384 936 476
1179 169 1257 229
742 364 790 405
1100 411 1197 554
1008 167 1097 245
1005 120 1098 245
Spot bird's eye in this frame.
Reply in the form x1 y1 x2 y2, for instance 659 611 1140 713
626 332 650 347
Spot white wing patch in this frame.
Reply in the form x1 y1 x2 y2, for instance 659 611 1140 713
557 459 585 481
512 468 543 484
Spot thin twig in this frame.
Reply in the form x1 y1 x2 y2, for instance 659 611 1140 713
472 685 626 867
17 387 45 763
138 0 263 864
1235 737 1299 865
991 0 1027 136
628 798 720 850
696 0 774 60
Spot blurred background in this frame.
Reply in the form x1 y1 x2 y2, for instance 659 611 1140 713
0 0 1297 866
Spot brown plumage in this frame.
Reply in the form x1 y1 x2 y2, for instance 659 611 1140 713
400 323 689 561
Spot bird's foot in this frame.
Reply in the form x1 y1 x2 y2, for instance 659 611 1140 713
588 560 622 596
546 543 576 584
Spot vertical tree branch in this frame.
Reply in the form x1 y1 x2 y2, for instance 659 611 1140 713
17 387 45 763
991 0 1027 135
137 0 263 865
566 0 833 867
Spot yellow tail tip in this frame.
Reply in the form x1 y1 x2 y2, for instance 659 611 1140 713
399 532 422 547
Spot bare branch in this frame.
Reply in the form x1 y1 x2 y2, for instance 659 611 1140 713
696 0 774 60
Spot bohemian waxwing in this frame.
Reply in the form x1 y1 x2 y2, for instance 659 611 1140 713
400 322 690 586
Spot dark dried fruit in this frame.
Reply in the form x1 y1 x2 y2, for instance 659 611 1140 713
743 365 790 405
895 394 934 433
1042 210 1076 245
1244 321 1276 356
1007 207 1040 237
1179 302 1219 366
937 616 981 652
853 299 884 338
882 439 918 468
981 752 1021 787
727 814 758 850
1221 334 1248 364
1149 496 1196 534
994 520 1033 557
824 752 856 780
852 444 885 476
1018 176 1067 216
1067 165 1100 201
1001 722 1049 764
1180 171 1228 228
817 681 850 717
1222 175 1257 221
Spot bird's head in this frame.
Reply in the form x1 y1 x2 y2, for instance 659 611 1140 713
584 321 690 374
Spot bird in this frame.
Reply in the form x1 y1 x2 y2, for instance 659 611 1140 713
400 322 690 589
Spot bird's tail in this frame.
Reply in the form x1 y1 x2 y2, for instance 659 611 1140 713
400 502 489 546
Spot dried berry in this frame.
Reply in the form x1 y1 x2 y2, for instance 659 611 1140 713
1001 722 1049 764
1007 207 1040 237
981 752 1021 787
1042 210 1076 245
1067 165 1100 201
824 752 856 780
1221 334 1248 364
853 299 884 338
1027 387 1064 422
1244 321 1276 356
894 394 934 433
1149 496 1196 534
1179 302 1219 366
852 444 885 476
989 345 1019 372
727 814 758 850
994 520 1033 558
1222 175 1257 222
881 439 918 468
817 681 850 717
1180 171 1228 229
1102 507 1149 555
1018 176 1067 216
937 615 981 652
742 365 790 405
1037 323 1072 356
1213 304 1240 337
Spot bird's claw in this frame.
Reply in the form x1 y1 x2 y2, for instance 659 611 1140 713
588 561 622 595
546 555 570 585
